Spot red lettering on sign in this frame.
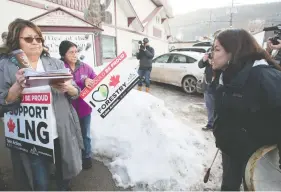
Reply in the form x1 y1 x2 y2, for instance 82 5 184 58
22 93 51 104
80 51 127 99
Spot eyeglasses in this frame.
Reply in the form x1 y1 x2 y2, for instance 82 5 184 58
20 37 43 44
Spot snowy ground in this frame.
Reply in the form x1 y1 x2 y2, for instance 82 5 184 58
91 82 222 191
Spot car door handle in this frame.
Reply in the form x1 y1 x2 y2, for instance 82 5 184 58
160 65 164 67
180 66 186 69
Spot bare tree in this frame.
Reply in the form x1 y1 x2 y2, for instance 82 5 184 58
84 0 112 27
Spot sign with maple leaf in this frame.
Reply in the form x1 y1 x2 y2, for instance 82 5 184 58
7 118 16 133
80 51 140 118
4 86 56 163
109 75 120 87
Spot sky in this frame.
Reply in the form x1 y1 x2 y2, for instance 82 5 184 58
168 0 281 15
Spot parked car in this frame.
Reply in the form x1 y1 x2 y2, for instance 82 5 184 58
151 51 204 94
192 41 212 47
170 46 211 53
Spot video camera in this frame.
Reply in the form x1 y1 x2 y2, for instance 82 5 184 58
263 25 281 45
138 40 145 50
138 38 149 50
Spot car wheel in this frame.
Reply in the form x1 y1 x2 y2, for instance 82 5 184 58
182 76 197 94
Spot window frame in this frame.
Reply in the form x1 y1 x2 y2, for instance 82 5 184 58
101 35 117 59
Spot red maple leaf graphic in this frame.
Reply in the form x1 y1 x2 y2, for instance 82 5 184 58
109 75 120 87
7 118 15 133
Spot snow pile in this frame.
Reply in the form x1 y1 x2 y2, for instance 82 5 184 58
91 90 209 190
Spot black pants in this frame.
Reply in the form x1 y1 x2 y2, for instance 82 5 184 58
221 153 248 191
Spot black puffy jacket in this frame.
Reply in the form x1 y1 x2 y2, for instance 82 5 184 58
136 46 155 70
213 60 281 162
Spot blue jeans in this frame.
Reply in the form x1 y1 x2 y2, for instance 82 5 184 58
10 139 70 191
204 91 215 127
80 115 92 159
138 69 151 88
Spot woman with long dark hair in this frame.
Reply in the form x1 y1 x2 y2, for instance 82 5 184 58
212 28 281 190
0 18 83 191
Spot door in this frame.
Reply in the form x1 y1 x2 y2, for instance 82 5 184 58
151 54 171 82
163 54 197 85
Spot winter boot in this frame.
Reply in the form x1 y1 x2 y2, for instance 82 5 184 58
137 86 142 91
146 87 150 93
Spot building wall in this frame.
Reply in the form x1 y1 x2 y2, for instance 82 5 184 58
0 0 170 62
0 0 44 34
130 0 155 21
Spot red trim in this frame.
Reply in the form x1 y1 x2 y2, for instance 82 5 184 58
94 35 102 67
142 6 162 25
128 17 136 27
38 26 100 32
125 0 144 31
29 7 103 31
114 0 118 54
150 0 162 7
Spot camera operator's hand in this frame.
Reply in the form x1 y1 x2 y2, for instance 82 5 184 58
269 39 281 50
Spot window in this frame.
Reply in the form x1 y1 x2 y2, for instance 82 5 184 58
154 54 170 63
171 55 197 63
172 55 187 63
101 35 116 59
132 40 139 57
186 56 197 63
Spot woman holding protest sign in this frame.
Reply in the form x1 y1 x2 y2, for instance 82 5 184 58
59 40 96 170
0 18 83 190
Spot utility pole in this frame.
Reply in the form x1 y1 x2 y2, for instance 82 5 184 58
208 10 212 35
229 0 234 27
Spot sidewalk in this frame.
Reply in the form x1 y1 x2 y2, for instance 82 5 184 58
0 121 125 191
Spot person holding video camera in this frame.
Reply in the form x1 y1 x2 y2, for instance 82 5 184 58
136 38 155 92
267 38 281 63
198 51 221 131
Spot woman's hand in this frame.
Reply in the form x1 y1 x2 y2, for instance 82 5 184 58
85 78 94 88
203 53 209 62
5 69 26 103
15 68 28 89
51 80 73 93
269 39 281 50
51 80 78 97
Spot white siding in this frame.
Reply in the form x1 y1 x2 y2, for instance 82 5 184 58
117 29 168 58
0 0 45 35
130 0 155 21
0 0 170 65
116 0 129 28
146 12 166 41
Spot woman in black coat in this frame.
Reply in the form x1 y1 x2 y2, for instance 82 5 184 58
211 29 281 191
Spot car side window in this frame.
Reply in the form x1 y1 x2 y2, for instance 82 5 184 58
186 56 197 63
153 54 170 63
171 55 187 63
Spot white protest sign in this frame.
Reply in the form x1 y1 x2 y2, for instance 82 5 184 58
4 92 55 162
80 51 140 118
43 32 95 67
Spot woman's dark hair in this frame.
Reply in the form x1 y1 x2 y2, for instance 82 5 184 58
216 29 281 83
6 18 49 56
59 40 77 62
